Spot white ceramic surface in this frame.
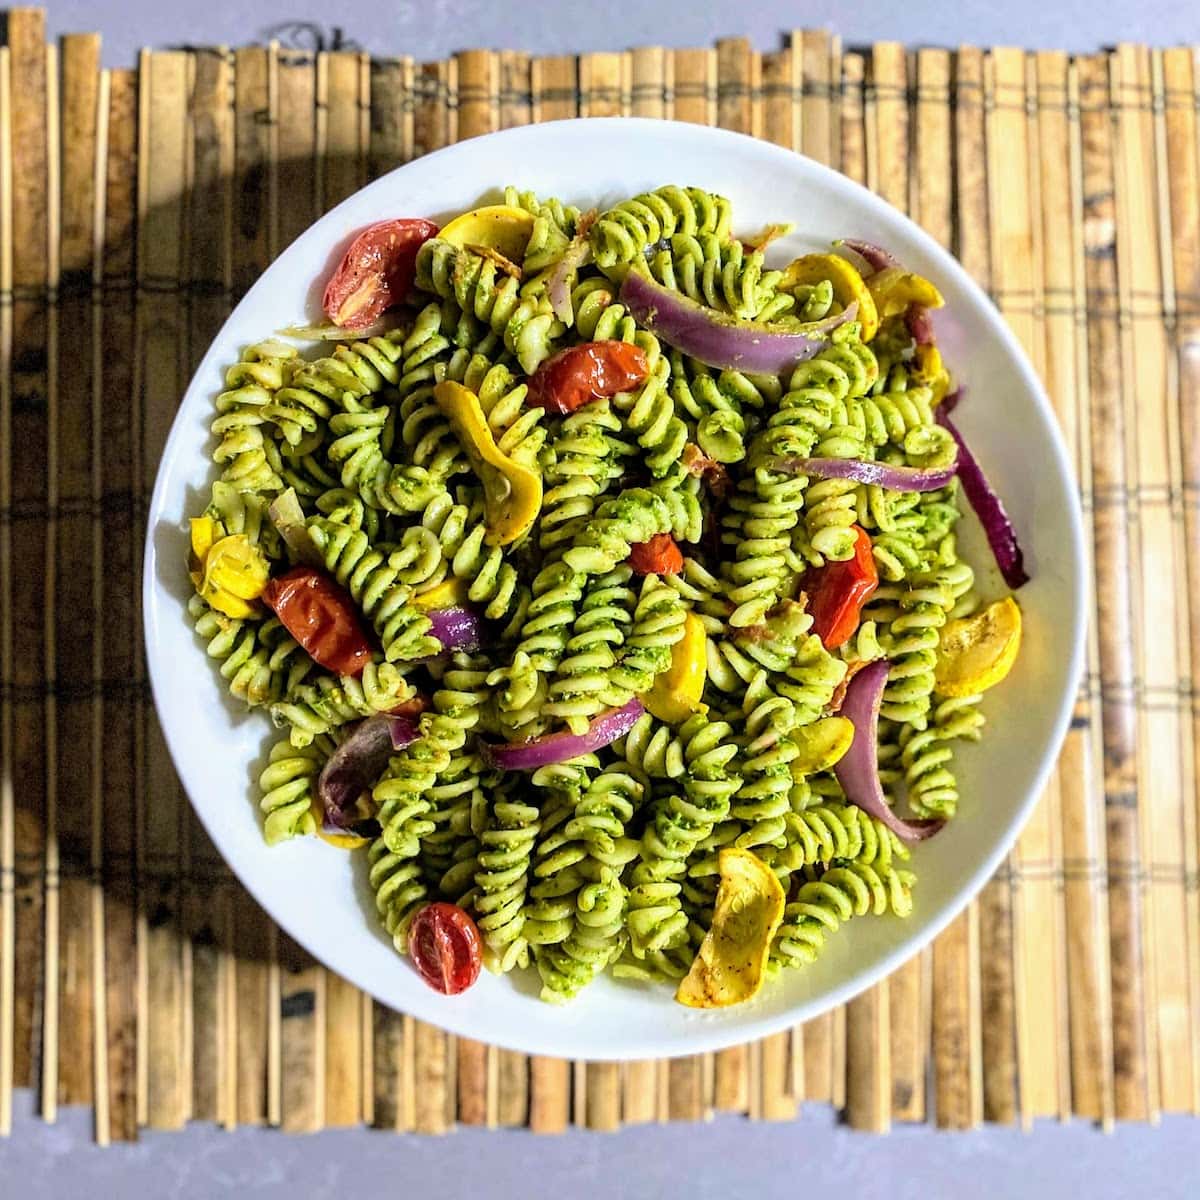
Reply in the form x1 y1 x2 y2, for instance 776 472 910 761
143 118 1086 1061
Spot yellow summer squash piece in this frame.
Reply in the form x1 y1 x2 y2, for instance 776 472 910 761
439 204 535 263
790 715 855 777
934 596 1022 698
676 848 785 1009
200 533 269 619
412 577 470 611
866 265 944 321
433 380 542 546
642 613 707 724
188 515 219 589
781 252 879 342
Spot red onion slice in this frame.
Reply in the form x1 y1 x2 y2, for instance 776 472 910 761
546 211 595 325
935 404 1029 589
317 712 417 834
618 269 855 374
771 455 956 492
426 607 481 652
905 305 935 346
836 238 898 276
480 698 645 771
832 660 945 844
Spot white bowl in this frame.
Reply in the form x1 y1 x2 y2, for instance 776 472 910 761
144 118 1086 1061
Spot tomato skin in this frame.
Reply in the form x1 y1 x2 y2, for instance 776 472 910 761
323 218 439 330
526 341 649 415
804 526 879 650
261 567 373 676
407 903 483 995
628 533 684 577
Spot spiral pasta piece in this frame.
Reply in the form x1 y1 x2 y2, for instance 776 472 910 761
648 232 792 321
269 659 417 747
590 185 733 273
305 517 438 661
257 734 330 845
415 239 565 373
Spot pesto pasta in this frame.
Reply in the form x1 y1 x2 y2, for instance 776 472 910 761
184 185 1023 1006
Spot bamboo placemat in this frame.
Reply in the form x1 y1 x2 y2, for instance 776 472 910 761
1 7 1197 1140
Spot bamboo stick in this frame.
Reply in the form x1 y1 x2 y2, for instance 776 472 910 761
760 44 796 152
1112 42 1190 1114
499 51 532 129
630 48 668 121
1037 49 1116 1126
456 1038 492 1127
951 43 1020 1127
914 46 984 1130
6 5 50 1106
529 1056 570 1133
136 48 192 1130
413 59 456 158
457 50 498 140
99 63 140 1142
1160 44 1200 1117
226 46 278 1128
182 45 237 1130
370 1007 413 1131
577 52 626 119
671 48 715 126
367 55 413 177
0 40 13 1141
1075 51 1151 1123
51 32 101 1119
314 49 369 1130
801 31 839 170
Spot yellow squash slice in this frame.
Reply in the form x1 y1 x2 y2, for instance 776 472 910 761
676 848 785 1009
439 204 535 263
781 252 879 342
188 515 219 589
866 265 945 321
790 715 855 777
412 577 470 611
196 532 269 619
433 380 542 546
642 613 707 724
934 596 1022 698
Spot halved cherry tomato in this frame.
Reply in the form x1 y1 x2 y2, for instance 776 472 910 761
322 218 439 330
628 533 683 577
804 525 878 650
261 567 373 676
407 902 483 995
526 341 649 415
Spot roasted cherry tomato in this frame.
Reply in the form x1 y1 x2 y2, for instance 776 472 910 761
628 532 684 576
526 340 649 415
323 218 439 330
804 525 878 650
261 567 373 676
407 902 483 995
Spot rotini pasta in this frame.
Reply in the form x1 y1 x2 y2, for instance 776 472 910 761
184 183 1019 1007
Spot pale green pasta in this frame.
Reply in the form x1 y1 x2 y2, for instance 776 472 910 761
185 183 1006 1004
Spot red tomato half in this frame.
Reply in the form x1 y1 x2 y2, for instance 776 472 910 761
526 341 649 415
261 567 373 677
628 533 684 577
803 525 879 650
322 218 439 330
407 903 483 995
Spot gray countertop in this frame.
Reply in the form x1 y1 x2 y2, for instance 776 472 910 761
9 2 1200 1196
